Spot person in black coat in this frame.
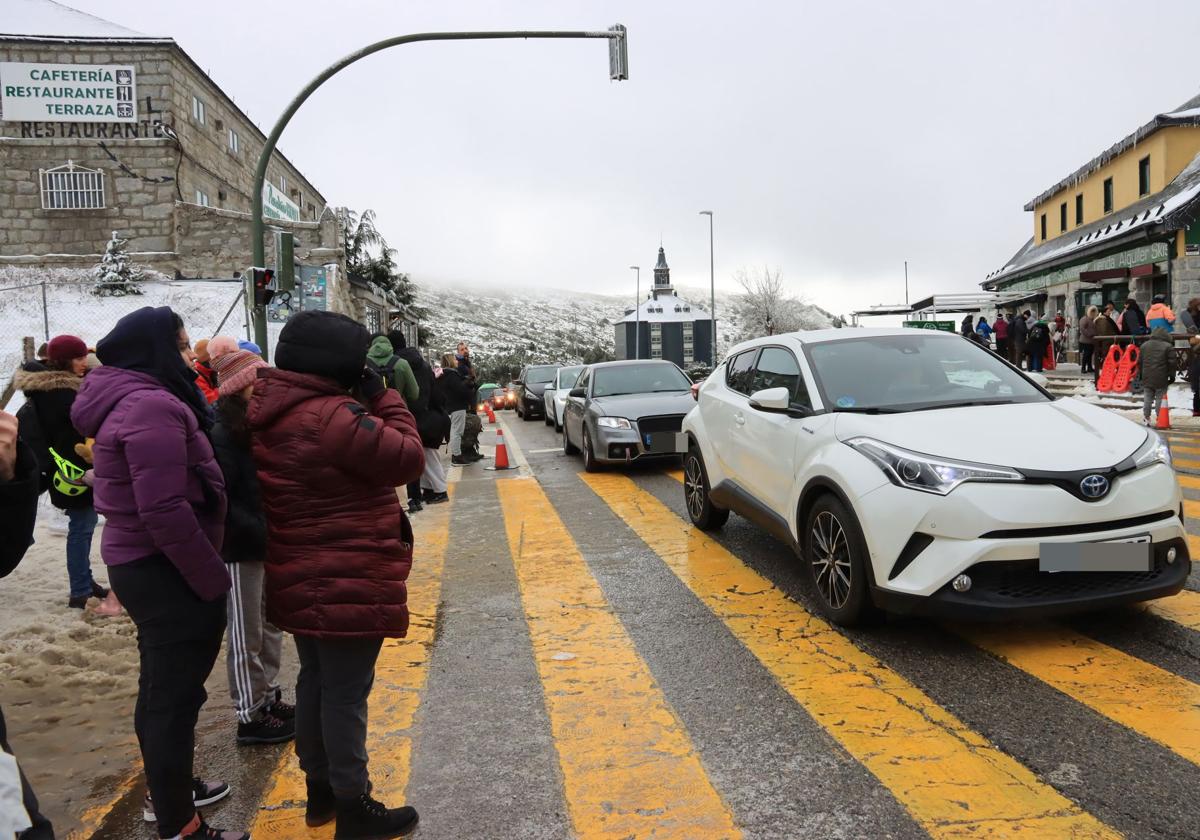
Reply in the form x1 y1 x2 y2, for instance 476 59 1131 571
388 331 447 510
13 335 108 608
0 410 56 839
210 351 295 747
437 353 477 466
1027 319 1051 372
1010 313 1029 369
1121 298 1147 336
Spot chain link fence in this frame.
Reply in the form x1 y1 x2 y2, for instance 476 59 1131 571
1 273 249 411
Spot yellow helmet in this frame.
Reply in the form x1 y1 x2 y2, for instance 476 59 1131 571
49 447 88 497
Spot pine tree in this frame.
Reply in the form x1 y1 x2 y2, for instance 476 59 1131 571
93 230 144 296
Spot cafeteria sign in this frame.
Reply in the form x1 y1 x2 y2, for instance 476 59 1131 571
263 182 300 222
0 62 136 122
903 321 954 332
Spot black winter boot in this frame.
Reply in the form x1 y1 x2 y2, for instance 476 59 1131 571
305 778 336 828
333 792 418 839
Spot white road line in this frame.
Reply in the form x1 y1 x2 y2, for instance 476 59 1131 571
527 448 561 454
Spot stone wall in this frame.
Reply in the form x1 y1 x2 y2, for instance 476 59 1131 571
0 136 179 257
1172 256 1200 301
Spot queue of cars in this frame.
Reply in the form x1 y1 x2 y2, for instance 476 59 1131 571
512 326 1188 628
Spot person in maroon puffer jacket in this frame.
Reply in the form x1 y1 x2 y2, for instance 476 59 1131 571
247 311 424 839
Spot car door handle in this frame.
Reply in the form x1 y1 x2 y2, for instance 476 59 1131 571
734 412 745 426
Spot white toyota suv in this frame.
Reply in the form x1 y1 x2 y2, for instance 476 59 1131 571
682 328 1188 625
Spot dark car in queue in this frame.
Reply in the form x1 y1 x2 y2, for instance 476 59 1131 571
561 360 694 472
516 364 562 421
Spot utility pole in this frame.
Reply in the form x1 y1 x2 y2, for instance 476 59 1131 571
904 260 909 307
700 210 715 365
629 265 640 360
248 26 630 359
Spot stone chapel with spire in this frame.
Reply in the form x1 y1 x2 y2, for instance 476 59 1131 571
615 245 715 367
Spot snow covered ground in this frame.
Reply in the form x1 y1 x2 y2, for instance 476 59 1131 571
1 269 269 411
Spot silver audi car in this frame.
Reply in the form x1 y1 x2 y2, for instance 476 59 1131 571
562 360 695 471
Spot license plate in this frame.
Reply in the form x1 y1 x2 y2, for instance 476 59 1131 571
1039 536 1152 573
644 432 677 454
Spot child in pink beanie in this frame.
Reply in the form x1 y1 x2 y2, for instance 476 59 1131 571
207 335 240 362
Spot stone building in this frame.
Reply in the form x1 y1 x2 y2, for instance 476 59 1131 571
982 88 1200 322
0 1 358 315
615 246 715 367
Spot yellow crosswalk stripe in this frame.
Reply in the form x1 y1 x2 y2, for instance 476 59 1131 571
497 477 741 839
584 472 1117 840
250 489 454 837
1177 474 1200 491
1170 445 1200 455
1174 457 1200 471
1143 588 1200 630
961 624 1200 768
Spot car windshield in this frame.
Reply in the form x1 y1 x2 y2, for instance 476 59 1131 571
557 365 585 389
805 334 1048 412
593 363 691 397
526 366 559 384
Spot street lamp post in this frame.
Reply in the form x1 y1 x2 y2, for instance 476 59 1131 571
699 210 715 365
629 265 640 360
247 25 629 359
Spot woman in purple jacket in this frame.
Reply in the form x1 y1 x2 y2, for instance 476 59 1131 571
72 307 247 840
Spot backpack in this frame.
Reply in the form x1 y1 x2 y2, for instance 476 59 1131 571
15 400 50 494
379 356 403 391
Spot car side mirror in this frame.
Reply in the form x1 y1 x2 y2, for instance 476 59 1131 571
569 387 586 398
748 387 791 413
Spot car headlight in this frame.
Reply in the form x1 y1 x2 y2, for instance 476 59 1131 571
596 416 632 430
845 437 1023 495
1133 430 1171 469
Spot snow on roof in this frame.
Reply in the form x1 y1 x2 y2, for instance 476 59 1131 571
986 149 1200 289
0 0 165 41
1023 89 1200 211
618 292 712 324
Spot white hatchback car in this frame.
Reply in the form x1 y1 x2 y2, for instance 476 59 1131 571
682 328 1188 625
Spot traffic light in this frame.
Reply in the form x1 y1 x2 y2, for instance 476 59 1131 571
251 267 275 307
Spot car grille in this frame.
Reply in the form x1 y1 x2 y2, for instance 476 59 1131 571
950 555 1171 603
636 414 685 435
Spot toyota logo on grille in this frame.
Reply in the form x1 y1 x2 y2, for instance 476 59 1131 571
1080 474 1110 499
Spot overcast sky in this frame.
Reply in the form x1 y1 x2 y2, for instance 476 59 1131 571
64 1 1200 316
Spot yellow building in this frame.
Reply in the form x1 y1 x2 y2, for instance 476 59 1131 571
983 90 1200 321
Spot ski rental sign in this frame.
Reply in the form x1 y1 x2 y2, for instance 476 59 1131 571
0 63 137 122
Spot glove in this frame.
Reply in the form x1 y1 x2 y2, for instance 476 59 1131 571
74 437 95 465
360 366 386 400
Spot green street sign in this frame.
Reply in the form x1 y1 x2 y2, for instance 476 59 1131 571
903 321 955 332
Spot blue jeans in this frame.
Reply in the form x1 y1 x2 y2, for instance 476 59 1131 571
66 505 98 598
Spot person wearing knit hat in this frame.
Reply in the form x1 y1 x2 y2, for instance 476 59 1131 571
207 335 240 361
210 350 293 746
12 334 110 609
192 338 219 404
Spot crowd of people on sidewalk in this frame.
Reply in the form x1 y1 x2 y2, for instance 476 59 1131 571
961 295 1200 424
0 308 488 839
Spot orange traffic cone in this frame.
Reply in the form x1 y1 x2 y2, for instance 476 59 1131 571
1157 393 1171 430
486 403 496 424
487 428 516 471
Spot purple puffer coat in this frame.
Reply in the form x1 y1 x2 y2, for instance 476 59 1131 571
71 366 230 601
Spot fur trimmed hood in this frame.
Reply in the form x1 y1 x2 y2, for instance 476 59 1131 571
13 367 83 393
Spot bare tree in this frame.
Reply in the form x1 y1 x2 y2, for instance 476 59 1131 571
732 265 829 341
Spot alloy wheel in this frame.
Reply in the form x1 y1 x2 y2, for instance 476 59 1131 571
811 511 852 610
684 455 707 521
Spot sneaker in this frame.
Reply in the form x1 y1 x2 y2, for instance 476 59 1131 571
305 778 336 828
334 792 418 839
267 696 295 721
179 813 249 840
68 595 89 609
237 711 294 745
407 500 423 515
450 455 469 466
466 451 485 462
143 778 230 822
91 581 109 599
425 491 449 505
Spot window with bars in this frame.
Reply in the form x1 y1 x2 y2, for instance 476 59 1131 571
650 323 663 359
39 161 105 210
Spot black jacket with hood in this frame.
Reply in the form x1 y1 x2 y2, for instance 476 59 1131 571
14 361 92 509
